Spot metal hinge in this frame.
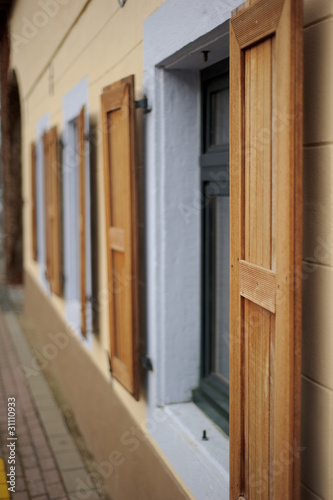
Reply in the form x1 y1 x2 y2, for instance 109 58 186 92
106 351 113 378
141 355 153 371
135 96 151 114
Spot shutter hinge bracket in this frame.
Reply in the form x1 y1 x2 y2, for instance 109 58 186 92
141 355 153 371
106 351 113 378
135 96 151 114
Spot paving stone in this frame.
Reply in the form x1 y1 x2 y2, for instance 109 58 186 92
12 492 29 500
29 378 52 394
17 434 32 446
50 435 76 453
43 422 69 437
26 415 42 429
42 468 61 485
62 469 93 493
40 408 65 424
15 476 27 491
36 445 53 460
34 396 58 409
16 424 29 438
55 449 85 471
70 490 101 500
21 454 38 469
29 429 47 442
46 481 67 499
33 436 49 449
41 416 68 437
40 457 57 472
28 480 47 497
15 462 23 477
25 467 43 483
19 444 35 456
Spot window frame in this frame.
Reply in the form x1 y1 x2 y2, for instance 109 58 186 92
35 113 50 290
62 78 92 342
193 59 230 434
31 142 37 261
144 3 234 498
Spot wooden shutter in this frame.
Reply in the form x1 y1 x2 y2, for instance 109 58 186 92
43 127 63 296
31 142 38 261
229 0 303 499
101 75 139 399
78 106 87 337
43 131 51 280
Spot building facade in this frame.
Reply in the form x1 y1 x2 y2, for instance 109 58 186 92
1 0 332 498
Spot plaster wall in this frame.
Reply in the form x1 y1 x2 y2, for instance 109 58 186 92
301 1 333 498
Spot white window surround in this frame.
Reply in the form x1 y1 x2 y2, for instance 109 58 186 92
62 77 92 347
143 1 243 498
36 113 50 291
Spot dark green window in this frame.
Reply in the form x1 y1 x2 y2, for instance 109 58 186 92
193 60 230 435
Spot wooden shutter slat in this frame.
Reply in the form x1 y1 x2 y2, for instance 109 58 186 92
239 260 276 313
31 143 37 261
101 75 139 399
230 0 303 498
109 227 125 252
44 127 62 296
78 106 86 337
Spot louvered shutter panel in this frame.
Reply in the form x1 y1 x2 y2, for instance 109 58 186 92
78 106 86 337
101 75 139 399
31 142 37 261
44 127 62 296
229 0 303 499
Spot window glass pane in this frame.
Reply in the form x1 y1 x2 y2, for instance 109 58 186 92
212 195 230 385
209 88 229 147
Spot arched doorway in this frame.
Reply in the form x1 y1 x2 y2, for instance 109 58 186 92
3 70 23 284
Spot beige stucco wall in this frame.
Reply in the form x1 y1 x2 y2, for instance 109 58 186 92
302 1 333 499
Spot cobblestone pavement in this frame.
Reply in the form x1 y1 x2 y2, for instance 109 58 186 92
0 282 106 500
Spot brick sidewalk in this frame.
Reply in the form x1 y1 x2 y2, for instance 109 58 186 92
0 307 102 500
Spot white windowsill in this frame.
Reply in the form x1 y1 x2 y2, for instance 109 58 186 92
149 402 229 500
